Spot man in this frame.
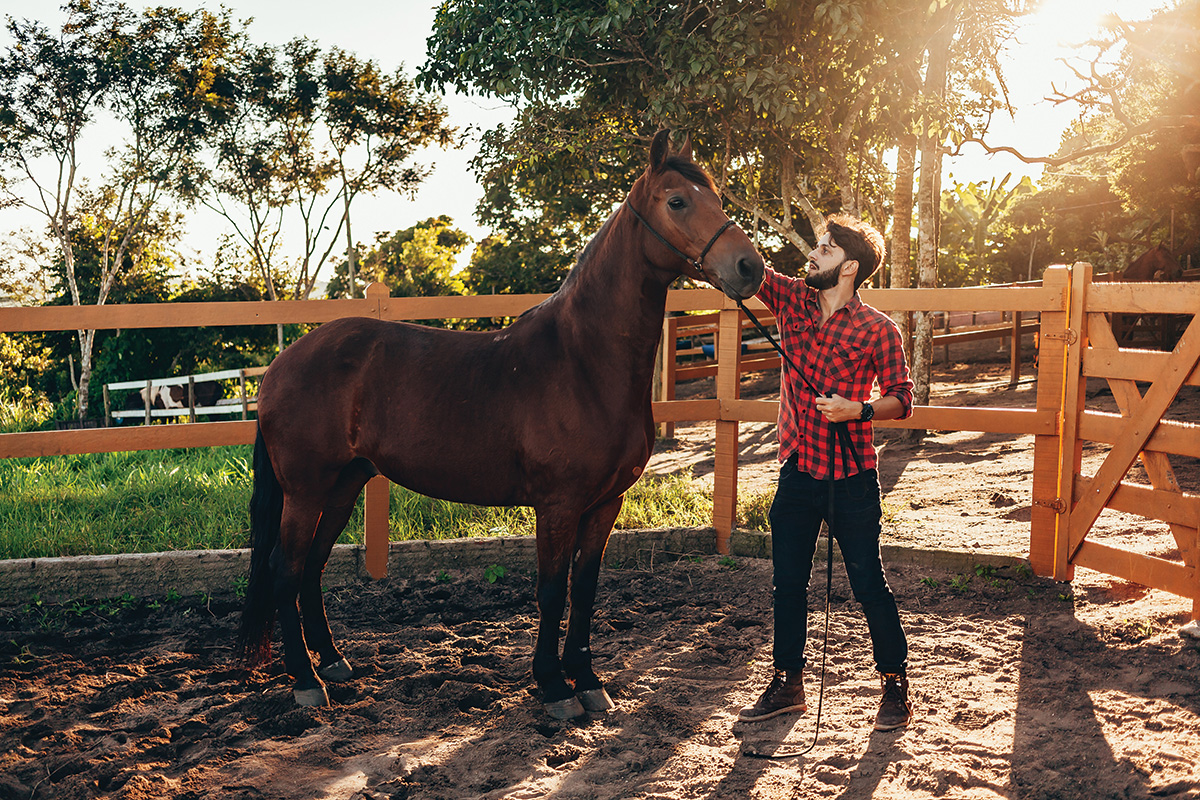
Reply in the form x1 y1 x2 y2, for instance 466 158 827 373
739 213 915 732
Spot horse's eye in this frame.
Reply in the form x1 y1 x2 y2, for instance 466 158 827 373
667 196 687 211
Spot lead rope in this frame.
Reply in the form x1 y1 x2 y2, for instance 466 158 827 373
736 298 864 759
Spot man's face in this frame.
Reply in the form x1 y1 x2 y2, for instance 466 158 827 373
804 232 847 291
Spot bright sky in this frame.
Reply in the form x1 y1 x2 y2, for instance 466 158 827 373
0 0 1176 279
948 0 1174 186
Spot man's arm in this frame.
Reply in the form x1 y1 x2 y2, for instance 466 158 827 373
814 393 903 424
815 315 913 424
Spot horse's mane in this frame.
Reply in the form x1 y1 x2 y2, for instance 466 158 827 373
528 155 717 311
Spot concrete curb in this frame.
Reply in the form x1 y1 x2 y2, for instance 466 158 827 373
0 527 1027 606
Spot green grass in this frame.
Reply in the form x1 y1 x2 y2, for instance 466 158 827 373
0 447 257 559
0 445 749 560
0 387 55 434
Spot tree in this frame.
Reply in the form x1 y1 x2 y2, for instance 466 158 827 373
462 220 576 297
323 48 455 298
938 173 1034 285
942 0 1198 287
326 216 469 301
205 38 455 310
421 0 1022 408
955 0 1197 258
0 0 238 419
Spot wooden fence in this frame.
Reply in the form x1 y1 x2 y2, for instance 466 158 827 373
0 269 1196 615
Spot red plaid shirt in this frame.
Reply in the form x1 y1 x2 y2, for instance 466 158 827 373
757 265 913 480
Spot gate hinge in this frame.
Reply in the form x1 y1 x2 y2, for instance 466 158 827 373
1033 497 1066 514
1041 329 1078 345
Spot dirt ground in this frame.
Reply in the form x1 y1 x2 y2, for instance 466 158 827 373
1 359 1198 800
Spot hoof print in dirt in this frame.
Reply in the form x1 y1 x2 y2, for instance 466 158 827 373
433 680 500 714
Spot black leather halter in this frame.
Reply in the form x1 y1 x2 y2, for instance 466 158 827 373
625 202 737 285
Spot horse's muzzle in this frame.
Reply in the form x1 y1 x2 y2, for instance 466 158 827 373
720 255 766 300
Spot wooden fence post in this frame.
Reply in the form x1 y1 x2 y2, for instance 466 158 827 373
360 280 393 580
713 303 742 553
659 316 677 440
364 475 390 579
1029 265 1073 578
1009 310 1022 386
1053 263 1092 579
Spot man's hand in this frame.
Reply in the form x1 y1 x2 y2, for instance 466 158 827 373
814 393 861 424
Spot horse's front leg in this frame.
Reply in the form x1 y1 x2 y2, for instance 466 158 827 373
533 507 585 720
562 494 623 713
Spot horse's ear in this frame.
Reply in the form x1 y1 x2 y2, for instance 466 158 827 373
677 133 693 162
650 129 670 173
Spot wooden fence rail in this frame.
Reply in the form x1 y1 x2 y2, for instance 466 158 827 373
0 270 1196 615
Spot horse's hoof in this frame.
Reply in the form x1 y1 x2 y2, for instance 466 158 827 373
318 658 353 683
577 687 615 712
294 685 330 707
543 696 586 720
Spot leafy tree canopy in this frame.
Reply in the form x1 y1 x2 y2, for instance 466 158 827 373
326 215 469 299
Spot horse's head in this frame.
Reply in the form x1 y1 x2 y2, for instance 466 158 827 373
627 130 764 300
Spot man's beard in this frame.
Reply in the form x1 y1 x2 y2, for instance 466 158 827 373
804 261 841 291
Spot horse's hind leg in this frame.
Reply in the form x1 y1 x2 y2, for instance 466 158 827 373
562 495 623 712
533 507 585 720
299 461 375 685
272 495 330 706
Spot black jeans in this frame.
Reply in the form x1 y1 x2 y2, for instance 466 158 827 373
768 455 907 674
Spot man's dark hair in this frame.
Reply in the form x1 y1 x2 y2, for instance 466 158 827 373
825 214 886 289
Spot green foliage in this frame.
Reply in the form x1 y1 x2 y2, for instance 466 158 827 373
205 35 455 301
483 564 506 584
973 1 1200 278
938 174 1034 286
461 224 575 297
0 447 256 559
326 216 469 300
616 472 712 530
737 489 774 532
949 574 972 592
0 387 55 434
421 0 1018 269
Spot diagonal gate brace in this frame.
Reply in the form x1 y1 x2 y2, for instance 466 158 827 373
1068 312 1200 559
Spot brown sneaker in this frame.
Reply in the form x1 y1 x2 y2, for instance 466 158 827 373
874 672 912 731
738 669 807 722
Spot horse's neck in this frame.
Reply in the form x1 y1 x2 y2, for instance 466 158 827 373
553 215 671 375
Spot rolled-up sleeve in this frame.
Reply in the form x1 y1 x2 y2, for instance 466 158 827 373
875 317 914 420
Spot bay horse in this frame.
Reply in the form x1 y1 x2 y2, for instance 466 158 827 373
1122 244 1182 282
238 130 765 719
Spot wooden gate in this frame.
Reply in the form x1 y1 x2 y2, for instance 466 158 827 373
1030 262 1200 617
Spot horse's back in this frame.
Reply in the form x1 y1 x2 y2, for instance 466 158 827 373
257 315 588 506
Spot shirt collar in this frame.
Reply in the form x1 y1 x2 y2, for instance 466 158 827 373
803 286 864 325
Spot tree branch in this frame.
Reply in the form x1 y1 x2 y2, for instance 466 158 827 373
955 114 1198 167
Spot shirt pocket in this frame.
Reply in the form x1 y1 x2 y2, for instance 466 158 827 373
824 341 871 392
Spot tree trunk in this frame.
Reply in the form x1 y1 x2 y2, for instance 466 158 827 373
342 189 356 299
890 134 917 360
912 6 955 413
76 329 95 421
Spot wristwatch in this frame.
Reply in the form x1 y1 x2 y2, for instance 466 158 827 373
859 401 875 422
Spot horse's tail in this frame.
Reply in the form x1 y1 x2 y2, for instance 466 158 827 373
238 425 283 667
